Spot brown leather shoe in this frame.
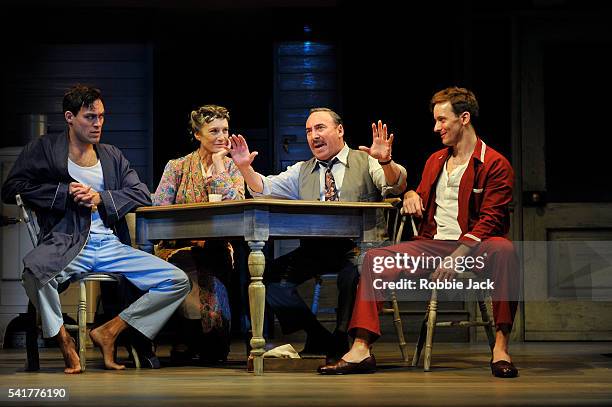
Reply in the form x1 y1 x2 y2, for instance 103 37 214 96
317 355 376 375
490 359 518 378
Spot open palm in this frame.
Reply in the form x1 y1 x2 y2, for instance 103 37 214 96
359 120 394 161
229 134 258 168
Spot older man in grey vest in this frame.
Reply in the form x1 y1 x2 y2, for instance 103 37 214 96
229 108 407 361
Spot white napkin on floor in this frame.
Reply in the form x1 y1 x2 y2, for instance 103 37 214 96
262 344 301 359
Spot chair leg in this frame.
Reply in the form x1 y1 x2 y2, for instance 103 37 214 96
477 293 495 351
424 288 438 372
390 291 409 363
25 301 40 371
130 345 141 369
411 312 428 367
78 280 87 372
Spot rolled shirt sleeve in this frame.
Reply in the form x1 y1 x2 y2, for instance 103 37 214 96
248 162 303 200
368 156 407 196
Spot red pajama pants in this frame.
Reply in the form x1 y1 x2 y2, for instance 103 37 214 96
348 237 519 339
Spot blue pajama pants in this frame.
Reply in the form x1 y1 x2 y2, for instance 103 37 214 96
22 233 190 339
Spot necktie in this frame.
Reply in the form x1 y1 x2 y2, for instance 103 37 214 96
322 158 339 201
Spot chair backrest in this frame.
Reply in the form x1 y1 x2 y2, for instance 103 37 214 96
15 195 119 289
15 194 39 246
390 204 418 245
384 197 403 244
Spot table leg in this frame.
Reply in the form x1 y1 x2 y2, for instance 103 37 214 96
247 241 266 375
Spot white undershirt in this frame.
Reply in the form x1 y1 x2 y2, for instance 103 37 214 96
67 158 113 235
433 158 470 240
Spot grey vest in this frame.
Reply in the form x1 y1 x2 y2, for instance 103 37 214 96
297 148 382 202
298 149 387 240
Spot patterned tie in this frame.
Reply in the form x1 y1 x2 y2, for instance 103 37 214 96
322 158 339 201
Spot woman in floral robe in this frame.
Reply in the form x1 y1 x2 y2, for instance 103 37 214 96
152 105 244 363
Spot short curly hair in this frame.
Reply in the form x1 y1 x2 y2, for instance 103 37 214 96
189 105 230 137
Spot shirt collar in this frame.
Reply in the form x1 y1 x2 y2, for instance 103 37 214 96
441 137 486 164
472 137 486 163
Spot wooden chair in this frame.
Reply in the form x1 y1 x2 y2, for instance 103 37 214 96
312 203 496 368
16 194 142 372
400 213 496 371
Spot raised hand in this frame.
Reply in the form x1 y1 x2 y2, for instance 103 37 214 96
359 120 394 161
229 134 258 169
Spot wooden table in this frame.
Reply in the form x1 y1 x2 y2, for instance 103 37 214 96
135 198 394 375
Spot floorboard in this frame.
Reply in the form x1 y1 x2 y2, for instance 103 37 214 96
1 341 611 406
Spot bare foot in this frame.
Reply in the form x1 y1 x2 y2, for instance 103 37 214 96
89 328 125 370
57 334 81 374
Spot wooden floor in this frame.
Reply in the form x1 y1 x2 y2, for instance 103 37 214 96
1 341 611 406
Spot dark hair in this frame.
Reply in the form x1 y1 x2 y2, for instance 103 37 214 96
62 84 103 116
189 105 230 137
309 107 343 126
430 87 479 121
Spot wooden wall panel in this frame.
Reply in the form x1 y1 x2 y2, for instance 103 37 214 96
278 73 337 91
1 44 153 187
278 56 336 73
277 43 335 56
272 42 340 267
